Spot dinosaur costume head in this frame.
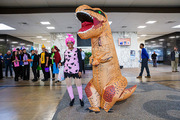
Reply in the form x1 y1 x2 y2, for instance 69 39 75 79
76 5 109 39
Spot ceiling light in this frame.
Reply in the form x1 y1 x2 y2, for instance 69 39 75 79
11 41 18 44
172 24 180 28
109 21 112 25
0 23 16 30
26 45 31 46
20 43 25 45
169 36 175 39
141 34 147 37
146 21 157 24
159 39 164 41
137 26 146 28
47 26 55 29
47 41 51 42
42 38 47 40
36 36 42 38
137 37 140 39
40 21 51 25
151 41 156 43
0 39 5 42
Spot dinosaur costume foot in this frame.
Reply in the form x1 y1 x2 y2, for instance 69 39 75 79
85 79 101 112
117 85 137 101
86 107 100 113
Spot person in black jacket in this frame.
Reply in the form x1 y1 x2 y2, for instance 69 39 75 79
171 47 179 72
0 53 3 79
30 47 39 82
22 47 31 80
11 48 20 81
151 51 157 67
35 50 40 79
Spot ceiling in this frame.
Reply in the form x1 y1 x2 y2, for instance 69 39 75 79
0 0 179 47
0 12 180 46
0 0 180 7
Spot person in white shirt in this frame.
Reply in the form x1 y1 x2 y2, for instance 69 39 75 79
80 48 85 74
171 47 179 72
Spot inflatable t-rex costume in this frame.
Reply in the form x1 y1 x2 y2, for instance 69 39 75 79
76 5 137 112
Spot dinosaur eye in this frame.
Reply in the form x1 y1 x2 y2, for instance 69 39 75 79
98 11 102 14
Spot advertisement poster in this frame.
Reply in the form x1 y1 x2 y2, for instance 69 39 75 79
118 38 131 46
130 50 135 60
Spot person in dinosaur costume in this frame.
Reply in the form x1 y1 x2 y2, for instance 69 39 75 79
75 5 137 113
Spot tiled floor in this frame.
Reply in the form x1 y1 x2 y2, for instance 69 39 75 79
0 64 179 120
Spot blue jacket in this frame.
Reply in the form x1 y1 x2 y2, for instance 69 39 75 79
4 54 12 64
141 48 149 59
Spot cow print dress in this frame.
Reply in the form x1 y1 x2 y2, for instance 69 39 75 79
64 48 82 79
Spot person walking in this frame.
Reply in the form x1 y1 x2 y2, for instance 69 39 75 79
137 43 151 78
22 46 31 80
39 44 50 81
151 51 157 67
11 48 20 81
80 48 85 74
171 47 179 72
63 34 84 107
4 50 12 78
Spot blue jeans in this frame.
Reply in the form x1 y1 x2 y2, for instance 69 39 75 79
139 58 150 76
5 64 12 77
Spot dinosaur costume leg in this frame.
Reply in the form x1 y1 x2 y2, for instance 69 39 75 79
101 76 128 112
85 79 101 112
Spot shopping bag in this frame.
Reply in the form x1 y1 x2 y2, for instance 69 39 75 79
37 66 42 70
58 66 65 81
45 67 50 72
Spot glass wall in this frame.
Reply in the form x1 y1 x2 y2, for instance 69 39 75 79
145 32 180 65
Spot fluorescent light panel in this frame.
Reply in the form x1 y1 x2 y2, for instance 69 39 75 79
47 26 55 29
11 41 18 44
146 21 157 24
141 34 147 37
137 26 146 28
47 41 51 42
36 36 42 38
0 23 16 30
42 38 47 40
172 24 180 28
40 21 51 25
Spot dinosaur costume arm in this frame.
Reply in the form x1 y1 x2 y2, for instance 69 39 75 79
90 52 113 66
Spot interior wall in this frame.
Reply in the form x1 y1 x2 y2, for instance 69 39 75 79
112 32 139 68
51 32 139 68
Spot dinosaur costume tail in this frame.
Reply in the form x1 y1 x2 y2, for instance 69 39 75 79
117 85 137 102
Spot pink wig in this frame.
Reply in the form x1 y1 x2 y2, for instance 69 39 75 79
65 34 75 46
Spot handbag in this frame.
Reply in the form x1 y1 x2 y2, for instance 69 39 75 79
45 67 50 72
58 66 65 81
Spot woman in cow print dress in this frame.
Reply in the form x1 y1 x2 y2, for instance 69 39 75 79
63 34 84 107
